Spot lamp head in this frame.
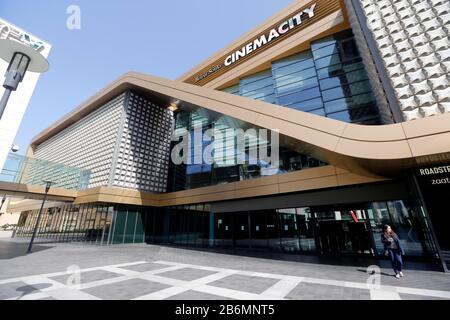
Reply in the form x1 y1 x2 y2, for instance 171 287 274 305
0 38 49 73
10 144 19 153
43 180 54 193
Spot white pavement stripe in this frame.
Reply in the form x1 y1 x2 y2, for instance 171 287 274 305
110 261 148 268
139 274 190 288
6 292 51 300
134 286 188 300
45 288 101 300
194 284 263 300
100 266 141 276
0 260 148 285
237 270 286 280
396 286 450 299
261 277 304 299
79 275 132 290
80 266 186 290
143 265 186 275
153 260 450 300
153 260 230 273
370 289 401 300
1 259 449 300
135 270 238 300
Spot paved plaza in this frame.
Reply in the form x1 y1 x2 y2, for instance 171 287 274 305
0 239 449 300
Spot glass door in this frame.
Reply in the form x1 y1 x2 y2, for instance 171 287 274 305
233 212 250 248
313 207 375 256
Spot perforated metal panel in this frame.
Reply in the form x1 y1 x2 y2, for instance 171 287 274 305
112 91 173 192
358 0 450 121
33 91 174 192
33 94 125 188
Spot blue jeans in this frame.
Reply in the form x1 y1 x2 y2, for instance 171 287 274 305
388 249 403 273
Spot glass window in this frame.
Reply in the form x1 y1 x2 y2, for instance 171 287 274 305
296 207 316 252
222 84 239 95
322 86 347 102
277 87 321 106
319 68 368 90
124 210 137 243
324 98 350 114
240 78 274 95
233 212 250 248
272 59 315 78
327 110 351 122
312 43 338 60
278 208 301 252
340 38 360 60
274 71 318 95
387 201 425 256
288 98 324 112
314 53 342 69
310 37 336 51
266 210 281 251
309 108 326 116
272 51 313 70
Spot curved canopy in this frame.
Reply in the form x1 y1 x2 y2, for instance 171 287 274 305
31 72 450 176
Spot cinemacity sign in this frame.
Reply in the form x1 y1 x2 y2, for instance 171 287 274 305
194 3 317 83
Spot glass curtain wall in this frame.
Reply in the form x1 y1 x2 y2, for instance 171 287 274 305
221 29 381 125
143 204 210 247
14 198 436 260
167 199 431 258
168 106 327 192
16 204 123 245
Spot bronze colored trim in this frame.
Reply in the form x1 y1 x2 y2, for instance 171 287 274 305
0 181 76 202
2 165 389 208
71 165 388 206
30 72 450 177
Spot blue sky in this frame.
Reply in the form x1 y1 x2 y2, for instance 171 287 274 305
0 0 293 154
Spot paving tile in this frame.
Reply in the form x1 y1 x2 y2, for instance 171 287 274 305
82 278 170 300
118 262 171 273
157 267 216 281
399 293 448 300
50 269 121 285
286 282 371 300
209 274 279 294
168 290 234 300
0 281 40 299
1 240 449 301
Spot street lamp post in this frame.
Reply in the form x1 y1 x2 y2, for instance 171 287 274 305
0 194 6 212
0 38 49 120
27 181 53 253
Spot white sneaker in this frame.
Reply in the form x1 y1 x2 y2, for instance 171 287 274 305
395 273 400 279
399 272 404 277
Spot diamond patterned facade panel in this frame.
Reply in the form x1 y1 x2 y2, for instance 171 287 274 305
112 91 173 192
33 94 125 188
359 0 450 120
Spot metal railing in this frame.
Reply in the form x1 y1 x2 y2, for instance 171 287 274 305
0 153 91 190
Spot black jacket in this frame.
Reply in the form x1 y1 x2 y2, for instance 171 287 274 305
381 233 404 255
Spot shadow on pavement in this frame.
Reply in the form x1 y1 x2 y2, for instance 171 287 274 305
148 243 444 273
0 240 54 259
15 283 52 300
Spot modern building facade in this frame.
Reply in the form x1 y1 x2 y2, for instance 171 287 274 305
9 0 450 270
0 18 51 171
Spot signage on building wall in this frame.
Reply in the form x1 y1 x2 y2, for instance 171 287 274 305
0 20 45 52
416 165 450 188
187 0 342 86
193 3 317 84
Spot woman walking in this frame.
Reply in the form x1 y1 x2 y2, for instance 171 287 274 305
381 225 405 279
